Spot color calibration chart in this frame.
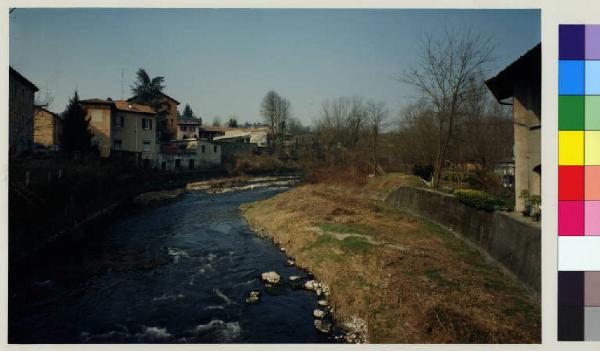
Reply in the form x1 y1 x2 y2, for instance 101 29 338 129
558 24 600 341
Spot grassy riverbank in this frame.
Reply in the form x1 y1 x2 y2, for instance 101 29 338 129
241 174 540 343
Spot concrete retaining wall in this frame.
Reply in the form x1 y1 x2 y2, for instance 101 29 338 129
385 186 540 294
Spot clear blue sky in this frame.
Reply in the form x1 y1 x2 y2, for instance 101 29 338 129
9 8 540 126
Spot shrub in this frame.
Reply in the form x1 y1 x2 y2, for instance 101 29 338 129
454 189 503 212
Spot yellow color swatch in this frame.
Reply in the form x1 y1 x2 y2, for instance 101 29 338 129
559 131 584 165
586 131 600 165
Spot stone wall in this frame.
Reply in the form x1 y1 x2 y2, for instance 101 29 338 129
385 186 541 294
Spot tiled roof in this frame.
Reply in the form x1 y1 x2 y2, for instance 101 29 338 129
485 43 541 102
114 100 155 114
81 98 155 115
200 126 232 132
34 105 61 119
177 119 202 125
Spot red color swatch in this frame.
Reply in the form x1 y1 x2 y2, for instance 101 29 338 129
559 166 585 200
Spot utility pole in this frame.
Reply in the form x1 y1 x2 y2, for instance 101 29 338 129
120 69 126 100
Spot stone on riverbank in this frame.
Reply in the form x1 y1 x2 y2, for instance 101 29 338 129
314 319 332 334
304 280 317 290
318 300 328 307
289 275 300 281
261 271 281 284
313 309 326 318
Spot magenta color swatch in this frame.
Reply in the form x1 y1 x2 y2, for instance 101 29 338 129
586 25 600 59
585 201 600 235
559 201 585 236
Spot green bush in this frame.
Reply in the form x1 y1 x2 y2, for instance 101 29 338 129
454 189 503 212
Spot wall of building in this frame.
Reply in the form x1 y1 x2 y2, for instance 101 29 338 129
513 87 542 211
156 140 221 171
85 104 113 157
33 109 61 148
9 75 35 154
177 125 199 140
111 111 157 162
385 186 541 294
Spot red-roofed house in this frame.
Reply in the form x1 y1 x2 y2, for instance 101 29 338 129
81 98 157 165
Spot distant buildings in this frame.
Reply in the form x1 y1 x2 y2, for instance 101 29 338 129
81 99 158 166
9 67 39 155
9 65 272 172
486 43 541 211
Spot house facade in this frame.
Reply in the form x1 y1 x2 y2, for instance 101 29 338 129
128 92 179 139
81 99 158 165
9 67 39 155
198 126 227 140
33 106 62 149
486 44 541 211
157 139 221 170
177 120 202 140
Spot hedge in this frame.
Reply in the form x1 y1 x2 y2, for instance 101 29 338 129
453 189 503 212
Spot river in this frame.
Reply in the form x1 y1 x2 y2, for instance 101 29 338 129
9 185 331 343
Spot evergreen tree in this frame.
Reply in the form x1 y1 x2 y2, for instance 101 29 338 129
182 104 195 119
61 91 94 152
228 118 238 128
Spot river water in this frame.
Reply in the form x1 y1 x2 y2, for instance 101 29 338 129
9 186 331 343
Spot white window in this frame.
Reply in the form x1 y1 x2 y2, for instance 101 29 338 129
113 139 122 150
142 118 153 130
143 141 151 152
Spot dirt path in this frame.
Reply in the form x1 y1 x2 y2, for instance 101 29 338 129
241 181 540 343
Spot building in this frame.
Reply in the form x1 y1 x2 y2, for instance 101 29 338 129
81 99 157 165
486 43 541 211
9 67 39 155
198 126 227 140
157 139 221 170
213 130 252 144
33 106 63 150
128 92 180 139
177 119 202 140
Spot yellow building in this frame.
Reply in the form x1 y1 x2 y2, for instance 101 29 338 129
128 92 180 139
81 99 157 166
33 106 62 149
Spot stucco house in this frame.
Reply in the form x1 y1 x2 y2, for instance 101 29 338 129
33 105 63 149
128 92 180 139
198 126 228 140
157 139 221 171
177 119 202 140
9 66 39 155
81 98 158 166
486 43 541 212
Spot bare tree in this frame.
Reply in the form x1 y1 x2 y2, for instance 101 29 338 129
365 101 388 174
401 27 494 188
260 90 290 154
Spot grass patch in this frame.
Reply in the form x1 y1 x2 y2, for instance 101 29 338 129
340 236 372 253
317 222 374 236
424 268 458 288
303 235 338 251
